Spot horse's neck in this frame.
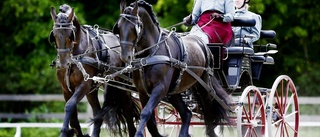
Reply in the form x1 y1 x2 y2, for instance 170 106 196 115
137 23 161 51
108 47 123 67
73 19 81 43
73 28 90 55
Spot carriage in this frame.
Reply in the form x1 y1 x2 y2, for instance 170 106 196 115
50 2 299 137
153 25 300 137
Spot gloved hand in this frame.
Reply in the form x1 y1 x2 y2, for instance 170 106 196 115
211 13 224 19
183 14 194 26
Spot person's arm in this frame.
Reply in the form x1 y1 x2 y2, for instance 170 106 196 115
251 14 262 42
191 0 201 24
223 0 235 22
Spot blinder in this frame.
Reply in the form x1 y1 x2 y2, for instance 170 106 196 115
112 20 120 35
69 30 75 41
49 30 55 43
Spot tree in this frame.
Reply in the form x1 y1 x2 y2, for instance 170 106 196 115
1 0 320 122
258 0 320 96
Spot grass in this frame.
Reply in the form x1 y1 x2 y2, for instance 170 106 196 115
1 98 319 136
1 125 319 137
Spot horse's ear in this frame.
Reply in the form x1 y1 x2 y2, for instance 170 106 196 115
112 21 119 34
50 7 57 22
132 0 138 16
120 0 126 13
67 8 74 23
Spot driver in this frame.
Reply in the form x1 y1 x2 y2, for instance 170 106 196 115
183 0 235 46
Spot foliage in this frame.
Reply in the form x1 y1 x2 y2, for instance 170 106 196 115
1 0 320 124
258 0 320 94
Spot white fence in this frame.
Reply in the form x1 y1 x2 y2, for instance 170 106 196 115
1 94 320 137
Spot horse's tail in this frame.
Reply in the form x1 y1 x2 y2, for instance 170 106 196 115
92 87 140 136
193 73 232 136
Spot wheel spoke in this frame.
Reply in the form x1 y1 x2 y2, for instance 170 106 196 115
247 92 252 119
244 128 250 137
251 93 258 118
243 106 250 122
284 121 298 134
284 94 295 114
253 103 262 120
252 128 259 137
275 90 285 118
284 111 298 119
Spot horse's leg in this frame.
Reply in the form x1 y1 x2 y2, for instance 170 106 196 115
86 89 102 137
146 111 162 136
136 89 165 137
60 87 87 137
69 108 84 137
124 111 136 137
167 94 192 137
60 92 73 137
122 93 138 137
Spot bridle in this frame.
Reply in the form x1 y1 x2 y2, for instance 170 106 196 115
119 13 142 48
50 22 76 54
118 12 175 58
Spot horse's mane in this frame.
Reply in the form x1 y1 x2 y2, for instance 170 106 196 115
129 0 159 27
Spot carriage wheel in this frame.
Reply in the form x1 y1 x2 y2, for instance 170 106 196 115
237 86 266 137
267 75 299 137
155 101 181 137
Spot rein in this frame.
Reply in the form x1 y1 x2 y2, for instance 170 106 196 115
165 21 186 29
134 28 175 56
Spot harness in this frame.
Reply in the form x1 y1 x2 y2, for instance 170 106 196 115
51 22 119 93
95 12 232 111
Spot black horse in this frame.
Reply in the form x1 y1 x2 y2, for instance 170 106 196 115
50 4 140 137
113 0 232 136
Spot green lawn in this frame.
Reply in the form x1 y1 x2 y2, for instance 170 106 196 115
1 125 319 137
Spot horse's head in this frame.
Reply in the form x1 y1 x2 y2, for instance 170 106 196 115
113 0 143 63
49 5 75 69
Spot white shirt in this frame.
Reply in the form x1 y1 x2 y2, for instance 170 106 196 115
191 0 235 24
232 8 262 43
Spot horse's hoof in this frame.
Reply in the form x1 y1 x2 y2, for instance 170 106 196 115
67 129 76 137
83 134 91 137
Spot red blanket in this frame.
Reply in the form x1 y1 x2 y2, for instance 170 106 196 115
197 11 233 44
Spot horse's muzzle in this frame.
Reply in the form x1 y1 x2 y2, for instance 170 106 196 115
56 56 72 69
120 53 132 63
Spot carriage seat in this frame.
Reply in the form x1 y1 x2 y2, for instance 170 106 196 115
226 46 254 55
260 30 276 39
251 55 274 65
231 16 256 27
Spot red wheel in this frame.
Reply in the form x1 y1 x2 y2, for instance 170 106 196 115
237 86 266 137
155 101 181 136
267 75 299 137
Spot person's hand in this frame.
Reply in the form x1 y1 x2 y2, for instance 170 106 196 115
211 13 224 19
183 14 193 26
